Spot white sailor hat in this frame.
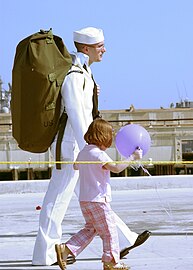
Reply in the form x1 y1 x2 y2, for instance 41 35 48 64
73 27 104 45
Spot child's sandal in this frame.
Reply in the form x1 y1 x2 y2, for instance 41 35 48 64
55 244 67 270
104 262 129 270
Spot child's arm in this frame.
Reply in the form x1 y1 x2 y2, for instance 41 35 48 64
103 148 142 173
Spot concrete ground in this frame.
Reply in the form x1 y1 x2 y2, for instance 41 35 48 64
0 175 193 270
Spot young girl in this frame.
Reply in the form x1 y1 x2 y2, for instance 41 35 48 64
55 118 142 270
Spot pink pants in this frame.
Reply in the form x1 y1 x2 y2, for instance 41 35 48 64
66 201 120 263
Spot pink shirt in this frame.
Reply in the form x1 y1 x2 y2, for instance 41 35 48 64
75 144 113 202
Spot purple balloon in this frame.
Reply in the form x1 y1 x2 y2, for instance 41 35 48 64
115 124 151 158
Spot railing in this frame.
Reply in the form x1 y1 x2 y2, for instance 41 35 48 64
108 118 193 128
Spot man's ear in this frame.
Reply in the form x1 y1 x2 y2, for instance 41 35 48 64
82 44 89 53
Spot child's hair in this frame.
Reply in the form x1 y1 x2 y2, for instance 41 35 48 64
84 119 113 148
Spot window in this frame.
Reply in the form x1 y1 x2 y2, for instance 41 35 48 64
182 140 193 161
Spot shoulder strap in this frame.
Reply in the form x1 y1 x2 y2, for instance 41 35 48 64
67 69 83 75
92 74 101 119
55 111 68 170
67 66 86 90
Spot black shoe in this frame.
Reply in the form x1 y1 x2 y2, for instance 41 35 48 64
120 230 151 259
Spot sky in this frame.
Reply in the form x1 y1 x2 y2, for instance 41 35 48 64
1 0 193 110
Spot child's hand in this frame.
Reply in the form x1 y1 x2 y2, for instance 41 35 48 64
130 147 143 160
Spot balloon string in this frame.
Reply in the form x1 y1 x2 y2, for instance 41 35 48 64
135 164 173 219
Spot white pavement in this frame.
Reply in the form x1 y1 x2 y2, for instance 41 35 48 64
0 175 193 270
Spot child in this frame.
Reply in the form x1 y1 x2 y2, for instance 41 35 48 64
55 119 142 270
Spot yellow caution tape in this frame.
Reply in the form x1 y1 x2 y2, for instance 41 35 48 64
0 161 192 165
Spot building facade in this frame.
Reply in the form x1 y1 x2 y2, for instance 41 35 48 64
1 106 193 179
